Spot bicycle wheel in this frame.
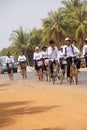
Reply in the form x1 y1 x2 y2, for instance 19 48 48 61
75 75 78 85
9 69 13 80
22 68 26 79
46 66 51 81
38 68 43 81
53 75 55 84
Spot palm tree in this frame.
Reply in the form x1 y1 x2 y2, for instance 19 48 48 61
61 0 87 41
27 28 42 50
9 27 43 65
26 28 43 65
73 3 87 40
42 9 66 46
9 26 29 56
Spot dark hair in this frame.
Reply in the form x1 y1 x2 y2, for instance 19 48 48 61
49 40 55 44
72 40 76 42
42 45 47 50
21 50 25 54
72 40 77 44
84 39 87 43
7 52 10 56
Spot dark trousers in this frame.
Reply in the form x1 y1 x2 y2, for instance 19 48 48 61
74 58 81 69
66 57 81 78
34 60 43 71
42 58 48 71
60 59 65 70
66 57 72 78
49 60 56 74
7 63 13 74
85 56 87 67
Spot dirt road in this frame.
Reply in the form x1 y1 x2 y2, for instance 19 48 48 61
0 69 87 130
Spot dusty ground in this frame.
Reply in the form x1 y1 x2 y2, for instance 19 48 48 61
0 70 87 130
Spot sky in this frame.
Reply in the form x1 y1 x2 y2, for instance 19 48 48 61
0 0 62 50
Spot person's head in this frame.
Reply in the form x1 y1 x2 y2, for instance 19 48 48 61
20 50 25 56
72 40 77 46
42 45 47 51
49 39 55 48
35 46 39 52
84 38 87 44
7 52 10 57
65 37 71 46
60 46 63 52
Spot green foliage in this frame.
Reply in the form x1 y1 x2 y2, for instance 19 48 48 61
0 0 87 63
61 0 87 40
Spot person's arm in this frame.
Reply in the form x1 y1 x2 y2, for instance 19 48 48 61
56 46 59 55
55 47 59 60
18 56 20 62
47 47 51 59
82 45 85 55
62 46 67 56
40 51 43 59
73 45 81 57
72 44 80 53
57 52 61 61
11 58 15 63
33 52 35 61
24 55 26 61
5 56 8 63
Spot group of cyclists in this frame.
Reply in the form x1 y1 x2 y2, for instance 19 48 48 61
33 37 87 82
5 37 87 81
5 51 27 79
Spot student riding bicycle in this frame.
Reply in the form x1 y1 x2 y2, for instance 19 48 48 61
18 51 27 78
47 40 59 77
82 38 87 67
6 52 14 79
33 47 43 75
63 37 81 81
41 45 49 72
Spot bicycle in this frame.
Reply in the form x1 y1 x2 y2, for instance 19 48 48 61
20 61 27 79
70 57 78 85
8 63 14 80
37 60 43 81
42 59 51 81
60 58 67 79
52 61 64 84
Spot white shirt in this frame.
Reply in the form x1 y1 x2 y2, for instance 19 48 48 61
18 55 26 62
58 50 65 59
5 56 14 63
82 44 87 55
41 50 48 59
48 46 58 61
63 44 79 58
72 44 80 57
33 52 41 60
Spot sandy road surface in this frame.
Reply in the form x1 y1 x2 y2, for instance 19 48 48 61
0 68 87 130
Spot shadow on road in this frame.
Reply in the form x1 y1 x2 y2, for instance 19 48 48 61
0 83 11 91
0 88 9 91
0 101 59 128
0 83 11 87
31 127 64 130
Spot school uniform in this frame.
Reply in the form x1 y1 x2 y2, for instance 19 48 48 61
58 50 66 69
48 46 58 74
33 52 42 70
83 44 87 67
5 56 14 74
41 50 49 71
63 44 79 77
